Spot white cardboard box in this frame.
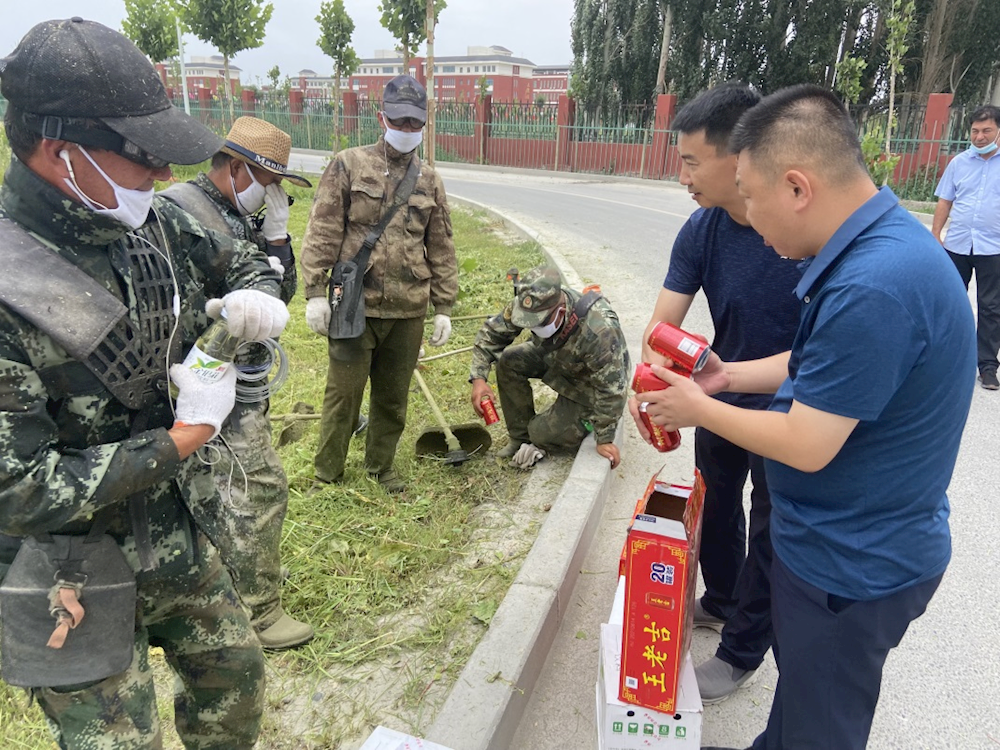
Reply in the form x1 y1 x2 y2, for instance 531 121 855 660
359 726 455 750
596 622 703 749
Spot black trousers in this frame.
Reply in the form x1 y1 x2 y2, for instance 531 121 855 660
751 554 943 750
695 427 773 671
947 249 1000 373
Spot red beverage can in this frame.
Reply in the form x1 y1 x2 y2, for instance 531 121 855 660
638 401 681 452
480 396 500 425
631 362 668 394
648 322 711 373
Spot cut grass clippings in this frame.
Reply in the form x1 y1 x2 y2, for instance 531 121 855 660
0 162 551 748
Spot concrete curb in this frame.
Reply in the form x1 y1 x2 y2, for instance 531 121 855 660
424 197 616 750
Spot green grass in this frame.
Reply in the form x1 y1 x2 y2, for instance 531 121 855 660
0 168 547 748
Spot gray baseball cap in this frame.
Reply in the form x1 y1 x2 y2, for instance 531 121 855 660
0 17 222 166
383 75 427 123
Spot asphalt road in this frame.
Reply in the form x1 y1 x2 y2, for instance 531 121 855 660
288 153 1000 749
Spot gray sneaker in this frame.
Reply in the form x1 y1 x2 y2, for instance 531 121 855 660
693 598 727 632
496 440 525 459
695 656 757 704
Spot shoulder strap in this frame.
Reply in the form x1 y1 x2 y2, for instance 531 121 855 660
0 217 162 410
0 218 128 358
159 182 234 238
548 290 603 349
349 154 421 271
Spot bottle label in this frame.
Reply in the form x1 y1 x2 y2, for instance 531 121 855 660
181 344 231 384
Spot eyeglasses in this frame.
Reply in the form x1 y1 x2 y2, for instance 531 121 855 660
119 139 170 169
385 115 425 130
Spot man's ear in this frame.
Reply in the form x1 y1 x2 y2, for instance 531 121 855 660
784 169 813 211
29 138 73 179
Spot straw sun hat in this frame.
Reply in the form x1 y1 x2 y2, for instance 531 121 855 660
219 116 312 187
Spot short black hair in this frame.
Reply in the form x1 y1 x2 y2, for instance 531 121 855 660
210 151 234 171
729 83 867 185
672 82 762 153
3 105 42 160
970 105 1000 128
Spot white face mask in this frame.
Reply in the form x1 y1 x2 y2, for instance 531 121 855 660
61 147 154 230
383 119 424 154
232 162 266 215
530 307 565 339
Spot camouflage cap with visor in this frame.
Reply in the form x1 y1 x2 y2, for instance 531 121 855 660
0 17 222 166
511 266 565 328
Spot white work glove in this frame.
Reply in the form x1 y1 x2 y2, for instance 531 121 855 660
305 296 331 336
510 442 545 470
220 289 289 341
267 255 285 276
170 363 237 440
261 183 290 242
429 314 452 347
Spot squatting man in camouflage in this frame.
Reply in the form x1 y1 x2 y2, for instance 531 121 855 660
470 266 630 469
0 18 287 748
160 116 316 650
301 75 458 494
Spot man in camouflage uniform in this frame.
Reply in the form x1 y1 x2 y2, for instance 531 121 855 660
470 266 630 469
301 75 458 494
0 18 288 748
160 116 315 649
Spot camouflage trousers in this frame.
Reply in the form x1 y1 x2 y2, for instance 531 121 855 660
34 537 265 749
207 400 290 632
495 342 591 451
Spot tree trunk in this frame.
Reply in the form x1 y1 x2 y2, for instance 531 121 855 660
425 0 436 165
402 34 410 70
916 0 952 97
333 65 342 154
223 54 235 126
656 3 673 95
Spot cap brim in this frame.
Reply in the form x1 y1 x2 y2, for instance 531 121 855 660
511 305 554 329
101 105 223 165
383 102 426 123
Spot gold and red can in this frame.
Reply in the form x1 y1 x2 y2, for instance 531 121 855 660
647 322 711 373
480 396 500 425
631 362 668 394
638 401 681 452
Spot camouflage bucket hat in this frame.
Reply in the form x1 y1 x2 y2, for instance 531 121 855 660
220 117 312 188
0 18 221 166
512 266 564 328
383 75 427 123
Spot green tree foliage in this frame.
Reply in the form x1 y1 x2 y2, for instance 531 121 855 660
122 0 179 64
317 0 360 152
571 0 998 112
571 0 665 114
378 0 447 68
177 0 274 122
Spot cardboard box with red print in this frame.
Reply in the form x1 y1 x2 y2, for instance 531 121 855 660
618 471 705 714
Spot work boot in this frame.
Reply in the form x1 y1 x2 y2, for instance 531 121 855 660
353 413 370 436
370 468 405 494
496 440 525 459
693 598 728 633
695 656 757 704
257 613 314 650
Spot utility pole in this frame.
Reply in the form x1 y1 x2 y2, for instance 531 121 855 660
425 0 436 165
176 16 191 115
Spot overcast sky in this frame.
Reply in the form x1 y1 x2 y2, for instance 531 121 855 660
1 1 575 84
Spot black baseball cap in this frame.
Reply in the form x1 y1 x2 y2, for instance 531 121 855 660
383 75 427 123
0 18 222 166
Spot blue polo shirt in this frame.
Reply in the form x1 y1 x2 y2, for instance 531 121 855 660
766 188 976 600
664 207 802 409
934 148 1000 255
